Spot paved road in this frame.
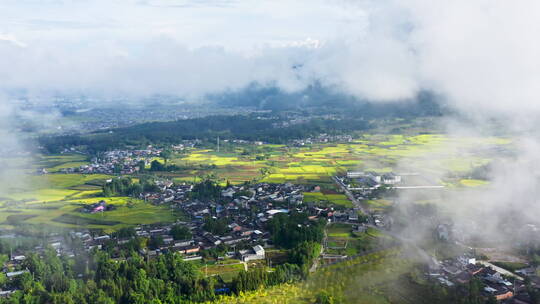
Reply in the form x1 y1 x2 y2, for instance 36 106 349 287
393 186 445 189
347 185 445 191
331 176 440 269
332 176 368 214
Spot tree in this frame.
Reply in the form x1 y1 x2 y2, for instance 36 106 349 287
268 212 325 248
170 225 192 240
137 160 146 172
289 242 321 266
190 179 222 201
150 160 165 171
485 296 497 304
160 149 172 165
148 236 164 250
203 217 229 235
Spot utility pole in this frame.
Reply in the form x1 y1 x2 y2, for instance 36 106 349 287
217 136 220 153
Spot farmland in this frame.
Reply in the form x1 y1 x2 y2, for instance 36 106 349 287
303 192 353 208
200 259 247 282
34 153 90 173
325 223 382 256
0 170 176 232
165 134 511 188
0 133 512 232
205 249 415 304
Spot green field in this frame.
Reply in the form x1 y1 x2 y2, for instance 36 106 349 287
165 134 511 188
0 134 512 232
459 179 489 187
201 259 247 282
303 192 352 208
365 199 394 212
325 223 381 256
34 153 90 173
0 155 176 232
206 249 412 304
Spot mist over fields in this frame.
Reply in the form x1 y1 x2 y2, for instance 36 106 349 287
1 1 540 303
2 0 540 242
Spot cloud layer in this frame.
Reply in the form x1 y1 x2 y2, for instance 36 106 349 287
1 0 540 113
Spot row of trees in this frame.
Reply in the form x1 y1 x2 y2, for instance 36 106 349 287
149 160 184 172
2 248 217 304
267 212 325 249
102 177 159 197
230 239 321 295
190 180 222 201
38 114 372 154
223 212 326 295
202 217 229 235
230 263 304 294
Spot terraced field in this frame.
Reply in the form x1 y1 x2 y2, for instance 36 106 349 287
34 154 90 173
0 166 175 232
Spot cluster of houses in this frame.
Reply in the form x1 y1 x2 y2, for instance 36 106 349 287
291 134 353 146
0 178 369 297
0 216 269 292
116 182 363 260
60 146 163 175
0 182 314 274
80 200 115 214
342 171 402 190
428 254 540 303
220 139 264 146
141 181 190 205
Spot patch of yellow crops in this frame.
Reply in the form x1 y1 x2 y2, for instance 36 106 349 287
459 179 489 187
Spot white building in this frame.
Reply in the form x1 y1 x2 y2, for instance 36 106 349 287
242 245 265 262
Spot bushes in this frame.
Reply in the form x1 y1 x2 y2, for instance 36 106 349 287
267 212 325 249
231 264 303 294
289 242 321 268
3 250 217 304
190 180 222 201
171 224 192 240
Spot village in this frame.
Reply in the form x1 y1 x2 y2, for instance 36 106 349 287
0 178 368 295
424 253 540 303
56 146 167 175
16 160 540 303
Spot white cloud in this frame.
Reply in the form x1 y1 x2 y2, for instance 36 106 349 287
1 0 540 114
0 33 26 48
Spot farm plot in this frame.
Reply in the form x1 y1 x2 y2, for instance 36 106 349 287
325 223 380 256
207 249 408 304
303 192 352 208
4 197 176 232
201 259 246 282
34 154 90 173
0 171 174 231
163 134 510 187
